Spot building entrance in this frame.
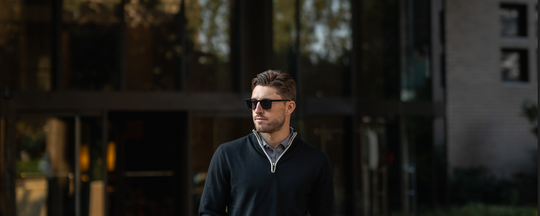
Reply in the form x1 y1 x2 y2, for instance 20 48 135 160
107 111 189 216
14 114 104 216
13 111 189 216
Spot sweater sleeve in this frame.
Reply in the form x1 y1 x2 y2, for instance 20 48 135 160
307 154 335 216
198 146 231 216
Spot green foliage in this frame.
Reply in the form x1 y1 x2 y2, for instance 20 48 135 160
390 204 537 216
16 160 46 178
300 0 352 61
521 100 538 137
273 0 296 53
16 160 40 173
449 167 537 206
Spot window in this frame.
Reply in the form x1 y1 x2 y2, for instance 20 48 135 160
500 4 527 37
501 49 528 82
401 0 432 101
300 0 352 98
0 0 53 91
62 0 123 91
124 0 233 92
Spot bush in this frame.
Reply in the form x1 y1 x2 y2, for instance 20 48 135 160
390 203 537 216
448 167 537 206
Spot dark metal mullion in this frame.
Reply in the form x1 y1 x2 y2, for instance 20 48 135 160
0 104 4 216
51 0 63 90
398 0 408 212
294 0 304 137
118 0 127 91
6 109 16 216
114 118 125 216
102 110 109 216
179 0 188 92
430 0 446 207
349 0 361 215
75 116 81 216
230 0 241 92
238 0 246 93
179 113 190 216
186 113 193 215
430 0 443 102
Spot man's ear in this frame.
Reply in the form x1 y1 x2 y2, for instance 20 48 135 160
286 101 296 115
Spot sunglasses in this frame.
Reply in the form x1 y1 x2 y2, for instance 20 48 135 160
245 98 291 110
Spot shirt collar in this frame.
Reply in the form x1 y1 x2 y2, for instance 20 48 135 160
260 127 294 149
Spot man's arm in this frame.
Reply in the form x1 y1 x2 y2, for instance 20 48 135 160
307 155 334 216
198 146 231 216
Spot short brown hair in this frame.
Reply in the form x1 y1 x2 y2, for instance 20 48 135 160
251 70 296 101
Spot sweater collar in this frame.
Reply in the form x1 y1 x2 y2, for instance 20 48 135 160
258 126 294 150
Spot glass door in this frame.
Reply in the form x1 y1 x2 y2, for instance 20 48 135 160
15 114 105 216
107 112 189 216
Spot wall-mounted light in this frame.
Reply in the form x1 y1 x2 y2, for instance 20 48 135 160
107 141 116 172
80 144 89 172
80 144 90 182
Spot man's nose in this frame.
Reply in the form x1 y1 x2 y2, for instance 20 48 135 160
254 102 264 114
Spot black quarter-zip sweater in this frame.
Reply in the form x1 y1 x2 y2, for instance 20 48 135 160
198 130 334 216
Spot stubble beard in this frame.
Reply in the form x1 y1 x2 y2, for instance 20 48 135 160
254 112 286 134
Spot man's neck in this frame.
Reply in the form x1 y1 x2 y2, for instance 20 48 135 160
259 126 291 148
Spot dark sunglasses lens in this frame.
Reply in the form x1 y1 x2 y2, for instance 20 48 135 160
260 99 272 110
245 99 275 110
246 100 254 109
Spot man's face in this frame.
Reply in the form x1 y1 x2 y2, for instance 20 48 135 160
251 85 288 134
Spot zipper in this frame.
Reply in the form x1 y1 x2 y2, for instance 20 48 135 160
252 129 297 173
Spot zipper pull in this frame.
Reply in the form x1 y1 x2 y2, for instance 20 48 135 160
271 163 276 173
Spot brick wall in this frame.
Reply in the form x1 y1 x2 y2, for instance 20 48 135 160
446 0 538 177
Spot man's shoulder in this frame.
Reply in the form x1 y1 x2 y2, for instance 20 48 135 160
293 138 329 160
217 133 255 151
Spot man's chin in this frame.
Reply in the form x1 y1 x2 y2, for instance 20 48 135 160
256 127 281 134
255 126 270 133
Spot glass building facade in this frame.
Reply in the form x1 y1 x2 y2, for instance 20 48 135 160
0 0 446 215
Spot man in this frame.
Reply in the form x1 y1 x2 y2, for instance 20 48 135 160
199 70 334 216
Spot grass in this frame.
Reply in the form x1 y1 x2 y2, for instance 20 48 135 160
390 203 537 216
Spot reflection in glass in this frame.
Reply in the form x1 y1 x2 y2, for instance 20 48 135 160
0 0 21 90
501 7 519 36
501 49 528 82
15 116 104 216
62 0 122 91
124 0 181 91
0 0 52 91
304 116 346 214
401 0 431 101
358 116 392 215
186 0 231 92
273 0 296 74
360 0 400 99
500 4 527 37
107 112 188 216
125 0 232 92
301 0 351 97
16 117 52 216
400 116 441 211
